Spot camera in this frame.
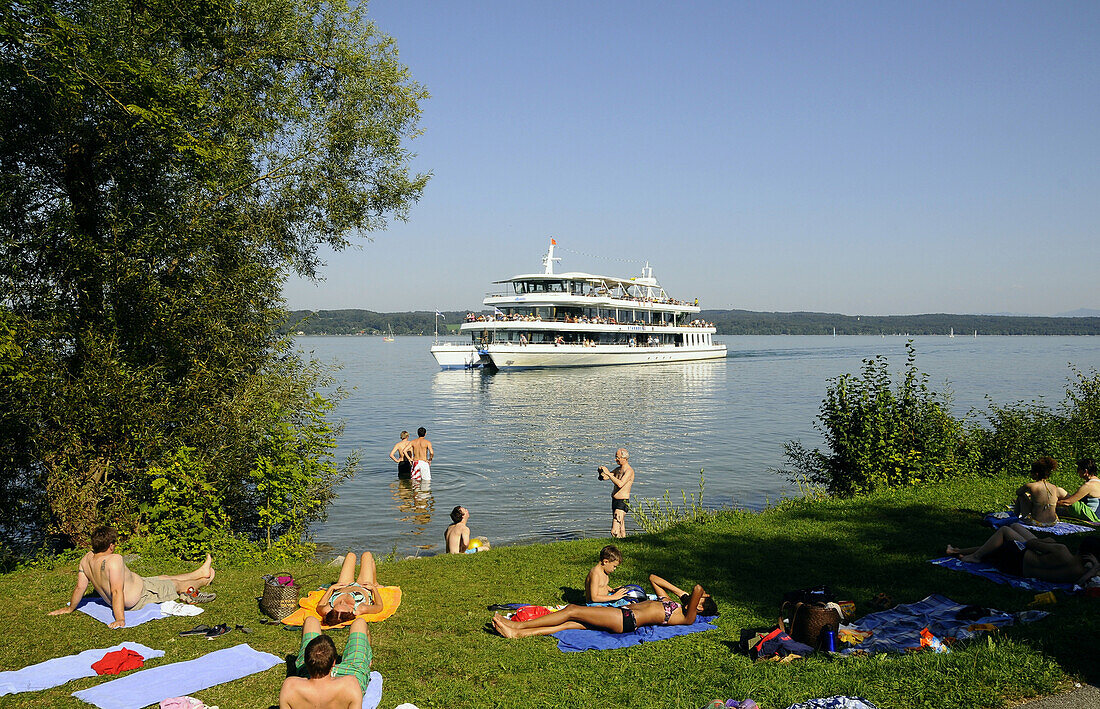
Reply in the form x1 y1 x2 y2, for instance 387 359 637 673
596 467 606 479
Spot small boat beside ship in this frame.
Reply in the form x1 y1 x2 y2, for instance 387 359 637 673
430 240 726 370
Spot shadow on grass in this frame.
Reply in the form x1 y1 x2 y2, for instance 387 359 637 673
624 498 1100 685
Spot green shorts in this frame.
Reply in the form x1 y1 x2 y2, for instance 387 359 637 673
296 629 372 693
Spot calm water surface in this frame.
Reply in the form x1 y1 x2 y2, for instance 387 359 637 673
301 335 1100 555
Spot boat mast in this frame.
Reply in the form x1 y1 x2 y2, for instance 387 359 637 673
542 238 560 274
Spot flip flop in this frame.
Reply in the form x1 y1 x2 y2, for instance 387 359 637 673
205 623 231 639
179 624 212 637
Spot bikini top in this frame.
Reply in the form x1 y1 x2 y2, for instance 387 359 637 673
659 598 680 624
330 584 372 611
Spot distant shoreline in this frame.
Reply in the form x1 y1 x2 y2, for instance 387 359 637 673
281 308 1100 337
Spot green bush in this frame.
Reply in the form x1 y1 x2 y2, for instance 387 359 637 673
783 342 977 495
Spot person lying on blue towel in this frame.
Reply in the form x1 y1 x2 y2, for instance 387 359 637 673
947 523 1100 585
493 579 716 638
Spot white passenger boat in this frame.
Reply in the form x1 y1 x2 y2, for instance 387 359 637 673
430 240 726 370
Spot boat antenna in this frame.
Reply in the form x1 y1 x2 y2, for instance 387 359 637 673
542 238 561 275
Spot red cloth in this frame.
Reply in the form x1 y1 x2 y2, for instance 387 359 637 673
512 605 552 622
92 648 145 675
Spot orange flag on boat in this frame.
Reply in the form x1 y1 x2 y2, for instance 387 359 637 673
551 238 556 245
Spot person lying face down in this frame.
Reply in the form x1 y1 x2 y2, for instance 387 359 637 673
947 524 1100 585
492 577 717 639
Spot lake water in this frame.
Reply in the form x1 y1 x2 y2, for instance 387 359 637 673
301 335 1100 556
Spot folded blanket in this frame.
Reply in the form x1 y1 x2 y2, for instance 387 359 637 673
71 643 282 709
76 596 165 627
930 557 1078 593
841 593 1045 655
281 586 402 628
0 643 163 696
983 512 1094 535
553 615 717 652
362 671 383 709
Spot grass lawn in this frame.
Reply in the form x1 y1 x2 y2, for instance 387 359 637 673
2 474 1097 709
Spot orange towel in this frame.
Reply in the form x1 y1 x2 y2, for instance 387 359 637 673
281 586 402 629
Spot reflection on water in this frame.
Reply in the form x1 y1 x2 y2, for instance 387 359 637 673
391 480 435 548
312 335 1100 556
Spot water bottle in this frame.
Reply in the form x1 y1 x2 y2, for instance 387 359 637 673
822 628 836 652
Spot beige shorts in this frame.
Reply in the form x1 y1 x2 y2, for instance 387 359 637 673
131 576 178 609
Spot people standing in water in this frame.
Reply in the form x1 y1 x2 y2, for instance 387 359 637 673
410 427 433 484
389 431 413 479
1057 458 1100 524
445 506 470 553
598 448 634 538
1014 457 1066 526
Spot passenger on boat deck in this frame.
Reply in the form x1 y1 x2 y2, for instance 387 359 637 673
1014 457 1066 526
946 525 1100 584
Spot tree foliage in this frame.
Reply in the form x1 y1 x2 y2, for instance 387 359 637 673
0 0 427 553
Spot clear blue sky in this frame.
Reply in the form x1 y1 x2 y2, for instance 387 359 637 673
282 1 1099 316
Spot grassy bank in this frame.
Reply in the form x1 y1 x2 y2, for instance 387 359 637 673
2 474 1097 709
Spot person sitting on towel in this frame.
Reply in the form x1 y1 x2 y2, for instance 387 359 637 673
280 615 372 709
315 551 383 627
1056 458 1100 524
585 545 628 603
48 526 215 629
492 582 716 638
947 524 1100 584
1014 457 1067 526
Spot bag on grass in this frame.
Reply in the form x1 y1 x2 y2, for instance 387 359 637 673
260 573 299 620
780 600 841 651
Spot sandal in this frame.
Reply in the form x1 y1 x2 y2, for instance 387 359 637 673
179 624 212 637
205 623 231 639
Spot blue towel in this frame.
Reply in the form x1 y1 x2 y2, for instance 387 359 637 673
553 615 717 652
929 557 1077 593
983 513 1094 535
362 671 383 709
75 596 164 627
0 643 163 697
71 643 282 709
841 593 1045 655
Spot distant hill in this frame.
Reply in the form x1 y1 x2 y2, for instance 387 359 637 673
280 308 1100 337
1056 308 1100 318
701 310 1100 336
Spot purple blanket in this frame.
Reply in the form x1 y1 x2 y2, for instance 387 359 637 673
983 513 1094 535
553 615 717 652
929 557 1077 593
76 596 164 627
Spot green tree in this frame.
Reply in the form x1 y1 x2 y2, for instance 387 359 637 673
0 0 427 550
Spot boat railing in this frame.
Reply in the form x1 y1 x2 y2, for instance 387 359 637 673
463 315 714 328
482 292 696 307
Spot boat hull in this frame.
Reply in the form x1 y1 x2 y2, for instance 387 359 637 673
484 344 727 370
430 344 486 369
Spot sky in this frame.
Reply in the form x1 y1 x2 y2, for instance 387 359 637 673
282 1 1100 316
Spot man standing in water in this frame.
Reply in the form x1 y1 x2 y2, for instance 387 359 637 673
410 427 433 484
388 431 413 479
598 448 635 538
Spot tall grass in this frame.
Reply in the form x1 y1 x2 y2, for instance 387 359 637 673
630 470 717 534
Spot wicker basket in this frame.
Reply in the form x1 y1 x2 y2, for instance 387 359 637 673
780 601 840 650
260 573 299 620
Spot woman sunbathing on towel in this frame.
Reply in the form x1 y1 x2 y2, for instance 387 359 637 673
316 552 383 626
946 524 1100 585
492 577 716 638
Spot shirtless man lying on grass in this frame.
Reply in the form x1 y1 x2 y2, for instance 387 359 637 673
280 616 372 709
48 526 215 628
